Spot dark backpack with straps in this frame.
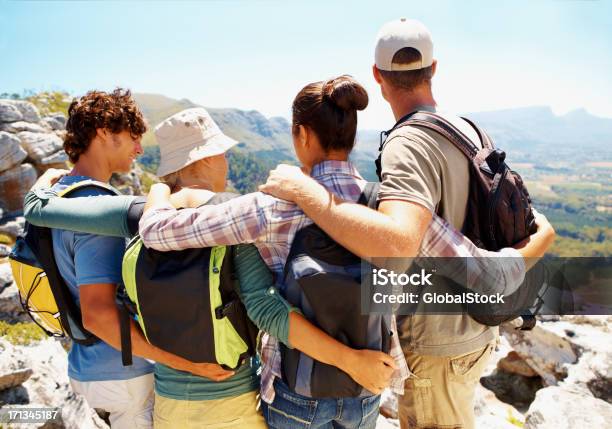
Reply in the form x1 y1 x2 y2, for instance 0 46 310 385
279 183 393 398
376 111 539 328
117 192 259 368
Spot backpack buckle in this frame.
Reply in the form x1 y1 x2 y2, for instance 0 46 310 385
215 300 237 319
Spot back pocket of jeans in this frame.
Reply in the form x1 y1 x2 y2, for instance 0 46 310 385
264 387 317 429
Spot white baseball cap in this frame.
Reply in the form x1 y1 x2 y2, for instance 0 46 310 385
374 18 434 71
155 107 237 177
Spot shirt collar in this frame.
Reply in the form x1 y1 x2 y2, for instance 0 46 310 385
310 160 363 180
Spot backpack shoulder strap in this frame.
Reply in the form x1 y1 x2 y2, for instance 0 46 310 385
58 180 120 198
47 180 120 345
357 182 381 209
400 111 481 160
460 116 494 150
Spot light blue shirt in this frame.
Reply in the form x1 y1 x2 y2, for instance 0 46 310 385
51 176 153 382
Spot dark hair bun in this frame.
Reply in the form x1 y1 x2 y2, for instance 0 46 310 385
323 75 369 112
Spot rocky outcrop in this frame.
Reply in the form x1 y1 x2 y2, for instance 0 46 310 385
41 114 66 131
500 320 578 385
0 132 28 171
1 100 41 123
0 164 37 214
0 99 68 217
524 386 612 428
17 132 64 163
0 101 23 123
0 217 25 241
0 263 27 323
497 351 539 378
0 336 108 429
0 339 33 391
0 121 47 134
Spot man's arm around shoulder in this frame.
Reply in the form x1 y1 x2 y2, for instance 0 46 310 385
259 164 432 259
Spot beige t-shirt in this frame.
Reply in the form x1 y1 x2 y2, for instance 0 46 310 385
378 112 481 230
378 110 497 356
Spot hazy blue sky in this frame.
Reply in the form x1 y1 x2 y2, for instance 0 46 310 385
1 0 610 129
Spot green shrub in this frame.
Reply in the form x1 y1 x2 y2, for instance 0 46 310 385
0 321 47 345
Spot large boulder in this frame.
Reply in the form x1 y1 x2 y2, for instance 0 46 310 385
539 318 612 403
524 386 612 428
0 262 14 288
17 131 63 163
0 217 26 241
0 339 33 391
42 113 66 131
2 100 41 123
36 150 69 173
497 351 539 378
0 131 28 173
500 321 578 385
0 337 108 429
0 244 11 258
0 101 23 123
0 263 27 322
0 121 47 134
0 163 37 215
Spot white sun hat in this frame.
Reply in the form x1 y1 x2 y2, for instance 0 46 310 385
155 107 238 177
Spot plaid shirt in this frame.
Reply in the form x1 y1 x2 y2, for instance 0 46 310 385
139 160 525 403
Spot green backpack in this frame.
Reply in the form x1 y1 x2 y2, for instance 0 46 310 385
119 192 258 369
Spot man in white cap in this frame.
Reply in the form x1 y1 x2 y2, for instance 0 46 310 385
259 19 499 428
369 20 497 428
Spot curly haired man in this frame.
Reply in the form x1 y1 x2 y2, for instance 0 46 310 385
49 89 228 428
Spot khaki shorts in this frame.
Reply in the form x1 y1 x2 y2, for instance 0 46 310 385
70 373 154 429
398 342 495 429
154 390 267 429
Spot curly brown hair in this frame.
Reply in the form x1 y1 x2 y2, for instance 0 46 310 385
64 88 147 163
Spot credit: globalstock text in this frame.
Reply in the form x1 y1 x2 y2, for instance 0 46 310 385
370 268 505 305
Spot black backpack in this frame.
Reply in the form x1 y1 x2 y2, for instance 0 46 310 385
279 183 393 398
377 111 540 329
118 192 259 369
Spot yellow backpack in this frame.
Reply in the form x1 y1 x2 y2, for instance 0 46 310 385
8 180 119 343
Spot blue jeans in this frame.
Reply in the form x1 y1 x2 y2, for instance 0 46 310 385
262 379 380 429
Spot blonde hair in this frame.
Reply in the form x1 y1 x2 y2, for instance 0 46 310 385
159 158 213 191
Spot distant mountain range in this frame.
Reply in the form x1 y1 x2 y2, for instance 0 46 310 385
134 93 612 181
133 93 294 164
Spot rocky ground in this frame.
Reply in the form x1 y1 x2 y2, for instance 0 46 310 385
375 316 611 428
